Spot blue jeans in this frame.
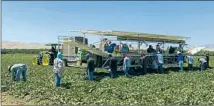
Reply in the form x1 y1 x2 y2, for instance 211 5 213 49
55 73 61 87
13 66 27 81
109 69 118 78
158 64 164 73
200 63 207 72
123 67 130 77
87 70 94 81
178 61 184 72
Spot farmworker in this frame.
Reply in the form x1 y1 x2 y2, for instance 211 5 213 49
108 43 117 53
123 54 131 77
147 45 155 54
177 51 184 72
206 53 210 68
187 53 194 71
51 46 57 58
86 53 95 81
129 44 134 50
8 64 27 81
139 53 148 74
86 52 92 60
85 52 92 75
121 43 129 54
179 44 184 53
49 51 55 65
156 44 161 53
104 42 109 51
156 51 164 73
53 52 64 87
37 54 43 65
92 45 96 48
198 57 207 72
114 45 120 56
169 46 175 54
108 54 118 78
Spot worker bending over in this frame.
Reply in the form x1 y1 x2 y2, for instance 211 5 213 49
86 53 96 81
198 57 207 72
53 52 64 87
8 64 27 81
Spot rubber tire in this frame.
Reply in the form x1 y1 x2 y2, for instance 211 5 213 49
63 59 68 67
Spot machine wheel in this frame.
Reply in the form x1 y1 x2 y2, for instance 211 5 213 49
63 59 68 67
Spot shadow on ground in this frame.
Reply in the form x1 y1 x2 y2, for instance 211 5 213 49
61 82 72 89
81 66 213 82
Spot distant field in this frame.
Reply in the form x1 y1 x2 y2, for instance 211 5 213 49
1 54 214 105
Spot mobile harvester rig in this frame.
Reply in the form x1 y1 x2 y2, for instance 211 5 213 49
58 30 189 71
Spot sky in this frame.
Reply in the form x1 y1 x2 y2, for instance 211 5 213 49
2 1 214 46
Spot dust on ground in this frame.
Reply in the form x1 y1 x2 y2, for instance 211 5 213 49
1 92 30 105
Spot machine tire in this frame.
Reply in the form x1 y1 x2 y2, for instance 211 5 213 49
63 59 68 67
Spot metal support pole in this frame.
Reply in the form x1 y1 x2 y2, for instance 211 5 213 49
58 36 60 52
101 32 104 52
68 37 70 57
83 33 85 45
137 33 140 54
163 42 165 54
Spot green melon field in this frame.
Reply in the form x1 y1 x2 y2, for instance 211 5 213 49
1 54 214 105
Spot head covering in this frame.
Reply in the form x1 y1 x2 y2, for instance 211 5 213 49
8 65 12 73
177 51 181 54
141 53 145 57
57 52 63 59
86 52 92 59
123 53 127 57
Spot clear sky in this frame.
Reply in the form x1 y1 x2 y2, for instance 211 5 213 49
2 1 214 46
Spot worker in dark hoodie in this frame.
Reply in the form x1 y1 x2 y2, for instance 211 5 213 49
86 53 96 81
108 54 118 78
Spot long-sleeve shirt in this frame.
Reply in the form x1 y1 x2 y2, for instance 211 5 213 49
199 58 207 64
187 55 194 64
123 57 131 70
87 58 95 72
178 53 184 62
10 64 26 72
109 57 117 70
53 58 64 77
10 64 27 80
156 54 164 64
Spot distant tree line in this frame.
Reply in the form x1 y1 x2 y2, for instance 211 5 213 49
1 49 49 54
194 50 214 56
1 49 214 56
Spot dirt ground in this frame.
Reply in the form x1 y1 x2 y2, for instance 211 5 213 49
1 92 28 105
